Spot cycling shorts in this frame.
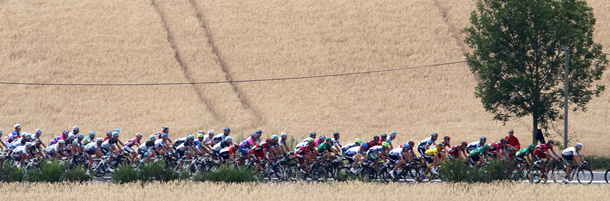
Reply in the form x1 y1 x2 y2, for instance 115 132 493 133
562 154 574 162
388 155 401 164
123 146 135 153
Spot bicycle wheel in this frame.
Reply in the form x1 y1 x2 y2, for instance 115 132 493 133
605 169 610 183
267 165 285 182
285 165 300 181
310 167 327 182
576 168 593 184
529 169 542 184
551 165 566 183
377 167 391 183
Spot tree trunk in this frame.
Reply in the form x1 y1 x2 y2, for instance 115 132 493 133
532 111 538 144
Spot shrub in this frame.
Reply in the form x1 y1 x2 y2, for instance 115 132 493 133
438 158 520 183
112 163 140 184
27 160 67 182
64 165 92 182
583 155 610 170
0 162 25 182
139 160 180 182
196 166 260 183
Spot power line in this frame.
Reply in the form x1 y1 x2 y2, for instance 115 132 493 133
0 60 467 87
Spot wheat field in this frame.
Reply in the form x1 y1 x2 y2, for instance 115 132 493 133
1 0 609 155
0 181 608 200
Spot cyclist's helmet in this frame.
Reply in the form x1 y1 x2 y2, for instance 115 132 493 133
270 135 277 140
390 131 397 136
325 138 332 142
483 144 490 150
402 143 409 149
198 130 204 134
528 144 535 150
77 134 84 139
408 141 415 147
333 132 340 136
113 128 120 133
255 130 262 135
24 133 32 139
73 126 80 131
187 135 195 140
575 143 583 149
373 136 380 141
281 132 288 137
355 139 362 144
58 140 65 144
480 136 486 141
224 128 230 132
444 136 450 141
382 142 389 148
500 138 506 144
35 129 42 134
547 140 555 145
62 129 69 135
89 131 96 136
14 124 21 128
162 127 168 132
319 135 326 141
106 131 112 135
431 133 438 138
136 133 143 137
149 135 156 141
380 134 388 139
307 137 315 142
225 137 233 142
461 141 468 147
208 130 215 135
97 138 104 142
197 133 204 138
309 132 316 138
112 132 119 137
250 133 257 137
436 143 444 149
360 143 369 149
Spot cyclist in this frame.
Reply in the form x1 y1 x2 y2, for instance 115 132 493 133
515 144 536 170
340 139 362 156
487 139 509 162
302 132 317 143
239 132 258 159
123 133 142 161
213 128 230 144
313 135 326 147
295 138 317 171
345 145 365 173
447 141 469 160
417 133 438 156
154 133 172 156
366 142 390 172
100 132 122 172
45 140 68 159
12 143 33 167
317 138 334 163
85 138 105 175
424 142 445 174
389 141 415 179
380 134 388 146
70 126 80 135
278 132 290 155
4 124 21 145
9 134 28 150
387 131 397 149
31 129 42 141
138 135 158 162
49 129 69 146
193 132 210 156
366 136 381 151
467 137 486 154
30 139 46 159
468 144 490 171
82 131 96 146
331 132 342 150
561 143 583 183
202 130 215 148
176 135 197 171
219 143 239 163
533 139 560 180
211 137 232 160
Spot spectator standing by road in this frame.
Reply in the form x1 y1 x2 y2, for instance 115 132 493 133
504 129 520 157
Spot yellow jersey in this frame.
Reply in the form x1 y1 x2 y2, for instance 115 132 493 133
425 146 442 156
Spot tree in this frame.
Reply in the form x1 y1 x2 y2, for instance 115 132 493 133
463 0 608 143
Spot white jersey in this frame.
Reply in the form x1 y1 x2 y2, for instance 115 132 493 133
101 140 114 149
85 143 99 152
154 139 166 148
562 147 580 156
12 145 28 155
212 142 224 152
467 141 483 150
176 141 191 151
45 144 61 153
344 146 362 156
203 135 213 144
389 148 404 157
418 137 435 149
10 139 24 150
294 141 308 151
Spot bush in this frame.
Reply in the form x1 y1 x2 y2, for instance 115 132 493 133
583 155 610 170
438 158 520 183
27 160 67 182
139 160 180 182
196 166 260 183
64 165 92 182
112 163 140 184
0 162 25 182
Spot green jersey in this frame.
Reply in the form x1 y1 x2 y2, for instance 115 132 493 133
470 147 484 157
317 142 332 153
516 148 531 157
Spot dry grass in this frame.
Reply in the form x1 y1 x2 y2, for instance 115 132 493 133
0 181 608 200
0 0 609 155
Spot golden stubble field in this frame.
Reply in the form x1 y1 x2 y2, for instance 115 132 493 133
0 181 608 201
0 0 609 155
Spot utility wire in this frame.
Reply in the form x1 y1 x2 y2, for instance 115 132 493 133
0 60 467 87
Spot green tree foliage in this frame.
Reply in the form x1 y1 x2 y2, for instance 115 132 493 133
464 0 607 143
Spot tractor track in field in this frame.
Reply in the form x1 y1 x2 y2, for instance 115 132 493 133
188 0 265 125
151 0 221 120
430 0 480 83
